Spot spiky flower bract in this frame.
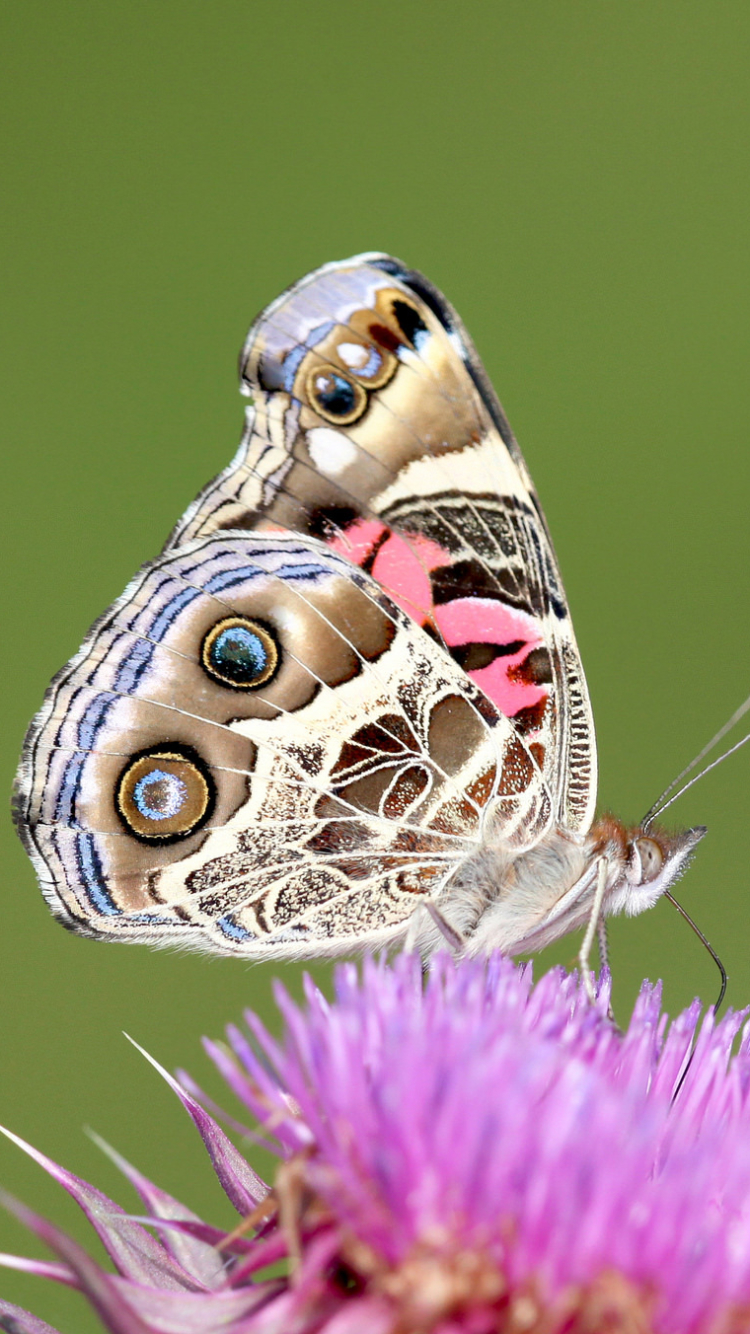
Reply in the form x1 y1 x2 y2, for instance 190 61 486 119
3 955 750 1333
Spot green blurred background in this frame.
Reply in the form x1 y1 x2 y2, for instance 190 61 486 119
2 4 750 1328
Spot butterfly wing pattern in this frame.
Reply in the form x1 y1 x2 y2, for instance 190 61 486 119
173 255 597 838
14 254 702 961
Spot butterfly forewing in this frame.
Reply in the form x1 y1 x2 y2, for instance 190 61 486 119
169 254 596 837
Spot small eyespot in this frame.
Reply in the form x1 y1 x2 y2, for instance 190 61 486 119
306 366 367 425
116 746 213 843
202 617 279 690
335 339 397 389
634 836 665 883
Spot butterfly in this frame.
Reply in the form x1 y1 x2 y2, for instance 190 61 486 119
13 253 704 986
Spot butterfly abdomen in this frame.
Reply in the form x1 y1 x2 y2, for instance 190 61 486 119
427 830 589 957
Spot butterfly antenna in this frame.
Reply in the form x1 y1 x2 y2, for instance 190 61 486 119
642 691 750 829
645 732 750 826
664 889 727 1013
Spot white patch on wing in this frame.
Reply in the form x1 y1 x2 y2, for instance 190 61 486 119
307 427 359 476
337 341 369 369
372 432 528 512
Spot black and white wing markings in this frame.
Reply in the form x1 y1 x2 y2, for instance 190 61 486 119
15 533 552 956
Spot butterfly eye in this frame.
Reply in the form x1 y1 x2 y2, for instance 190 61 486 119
116 746 213 843
633 836 664 883
306 366 367 425
201 616 279 689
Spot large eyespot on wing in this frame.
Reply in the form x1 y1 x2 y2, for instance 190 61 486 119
115 744 215 843
15 531 554 956
166 254 597 840
201 617 280 689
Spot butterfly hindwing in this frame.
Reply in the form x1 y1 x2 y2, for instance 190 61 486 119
15 534 553 956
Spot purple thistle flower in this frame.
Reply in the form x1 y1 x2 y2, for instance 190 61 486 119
3 954 750 1333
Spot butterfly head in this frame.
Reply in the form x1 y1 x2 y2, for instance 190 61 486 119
592 816 706 918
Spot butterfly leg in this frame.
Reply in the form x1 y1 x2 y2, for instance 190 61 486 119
578 855 609 1004
596 915 610 973
596 916 618 1023
424 900 467 954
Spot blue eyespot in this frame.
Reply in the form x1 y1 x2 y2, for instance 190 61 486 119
307 366 367 424
116 746 213 843
133 769 187 821
314 371 355 415
202 617 279 689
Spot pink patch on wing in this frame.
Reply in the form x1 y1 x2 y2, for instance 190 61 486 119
327 518 386 567
327 518 548 725
327 519 451 621
434 597 548 720
371 532 452 620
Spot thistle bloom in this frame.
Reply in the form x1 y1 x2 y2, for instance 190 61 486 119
3 955 750 1333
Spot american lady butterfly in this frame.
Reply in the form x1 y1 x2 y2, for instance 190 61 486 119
13 254 704 990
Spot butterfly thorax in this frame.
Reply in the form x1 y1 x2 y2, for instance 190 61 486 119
427 816 704 958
